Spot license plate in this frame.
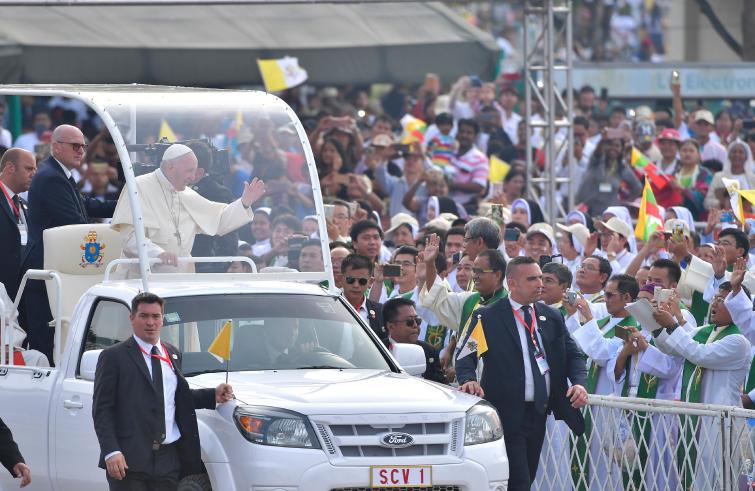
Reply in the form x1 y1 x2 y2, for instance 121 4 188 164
370 466 432 487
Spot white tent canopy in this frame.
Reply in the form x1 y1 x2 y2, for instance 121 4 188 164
0 2 499 86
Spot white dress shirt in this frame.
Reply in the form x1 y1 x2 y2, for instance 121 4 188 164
508 298 551 401
567 314 625 396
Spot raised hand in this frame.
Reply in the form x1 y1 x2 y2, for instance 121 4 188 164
730 256 747 293
711 245 727 279
242 177 266 207
424 233 441 264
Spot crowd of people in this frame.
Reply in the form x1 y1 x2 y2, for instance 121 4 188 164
2 69 755 490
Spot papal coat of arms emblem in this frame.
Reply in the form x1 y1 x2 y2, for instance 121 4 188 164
80 230 106 268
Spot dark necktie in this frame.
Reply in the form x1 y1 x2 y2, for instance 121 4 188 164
151 346 166 443
68 176 88 220
522 305 548 414
11 195 21 223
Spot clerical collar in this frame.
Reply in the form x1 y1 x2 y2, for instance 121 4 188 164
52 156 72 179
480 288 504 303
156 168 177 193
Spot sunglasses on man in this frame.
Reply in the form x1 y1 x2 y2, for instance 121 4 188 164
391 317 422 327
346 276 370 286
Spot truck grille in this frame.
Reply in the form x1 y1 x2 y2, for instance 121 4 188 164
312 414 465 462
331 487 460 491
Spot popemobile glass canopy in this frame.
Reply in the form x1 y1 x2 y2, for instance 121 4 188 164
0 85 331 289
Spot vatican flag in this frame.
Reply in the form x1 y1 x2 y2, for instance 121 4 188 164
456 315 488 360
257 57 308 93
208 320 233 362
721 177 746 223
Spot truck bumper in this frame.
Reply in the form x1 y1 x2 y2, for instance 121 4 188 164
214 438 508 491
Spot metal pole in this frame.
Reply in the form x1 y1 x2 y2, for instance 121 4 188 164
545 0 556 227
566 0 575 212
523 8 533 202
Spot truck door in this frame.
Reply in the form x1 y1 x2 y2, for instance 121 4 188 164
52 298 131 490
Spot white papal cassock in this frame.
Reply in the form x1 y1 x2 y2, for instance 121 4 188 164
111 169 253 274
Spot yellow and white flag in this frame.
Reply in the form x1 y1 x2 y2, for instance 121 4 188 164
158 119 177 142
208 320 233 362
456 316 488 360
257 57 308 93
721 177 746 223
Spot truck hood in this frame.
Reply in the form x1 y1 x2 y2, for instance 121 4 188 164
187 369 480 415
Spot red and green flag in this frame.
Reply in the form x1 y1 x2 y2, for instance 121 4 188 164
635 179 664 241
631 147 669 189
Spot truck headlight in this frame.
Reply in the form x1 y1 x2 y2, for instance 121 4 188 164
233 406 321 449
464 402 503 446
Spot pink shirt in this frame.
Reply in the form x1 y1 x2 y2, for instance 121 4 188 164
449 147 489 205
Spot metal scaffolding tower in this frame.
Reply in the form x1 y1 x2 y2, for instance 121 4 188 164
523 0 574 226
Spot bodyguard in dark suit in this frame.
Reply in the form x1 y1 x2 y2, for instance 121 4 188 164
383 297 447 384
93 292 234 490
21 125 116 360
0 415 32 487
340 253 387 343
457 256 588 490
0 148 35 301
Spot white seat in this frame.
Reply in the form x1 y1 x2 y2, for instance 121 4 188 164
43 224 122 330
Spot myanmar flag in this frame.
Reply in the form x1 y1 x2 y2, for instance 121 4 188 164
635 179 664 241
631 147 669 190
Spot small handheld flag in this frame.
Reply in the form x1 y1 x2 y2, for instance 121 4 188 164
208 320 233 383
634 179 664 241
257 57 308 93
456 316 488 361
630 147 669 190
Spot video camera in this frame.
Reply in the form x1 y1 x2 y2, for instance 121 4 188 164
126 138 230 180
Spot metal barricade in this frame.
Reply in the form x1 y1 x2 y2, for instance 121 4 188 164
534 395 755 491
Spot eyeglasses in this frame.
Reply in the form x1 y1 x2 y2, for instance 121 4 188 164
55 141 88 152
579 264 599 272
345 276 369 286
463 235 478 243
472 267 497 275
391 317 422 327
604 291 620 299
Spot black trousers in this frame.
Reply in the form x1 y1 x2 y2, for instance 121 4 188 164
503 403 548 491
106 443 181 491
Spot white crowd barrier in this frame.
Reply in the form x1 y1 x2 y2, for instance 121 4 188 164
534 395 755 491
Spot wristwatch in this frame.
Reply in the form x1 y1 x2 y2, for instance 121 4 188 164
665 323 680 335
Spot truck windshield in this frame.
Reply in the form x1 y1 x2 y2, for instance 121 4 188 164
159 293 392 375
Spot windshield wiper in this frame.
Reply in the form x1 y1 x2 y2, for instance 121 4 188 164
185 369 232 376
295 365 345 370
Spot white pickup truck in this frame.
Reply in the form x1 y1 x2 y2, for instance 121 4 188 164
0 85 508 491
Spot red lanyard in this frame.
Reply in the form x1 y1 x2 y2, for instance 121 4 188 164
0 184 19 219
138 342 175 371
512 305 542 353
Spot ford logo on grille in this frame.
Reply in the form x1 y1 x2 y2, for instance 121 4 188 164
380 432 415 448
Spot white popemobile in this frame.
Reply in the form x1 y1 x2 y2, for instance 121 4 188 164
0 86 509 491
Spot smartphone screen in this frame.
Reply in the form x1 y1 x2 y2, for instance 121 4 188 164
503 228 521 242
383 264 402 277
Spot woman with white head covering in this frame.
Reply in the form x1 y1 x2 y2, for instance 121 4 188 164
510 198 545 227
705 140 755 210
602 206 637 253
566 210 595 232
667 206 695 233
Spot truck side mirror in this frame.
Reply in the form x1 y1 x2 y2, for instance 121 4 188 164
392 343 426 377
80 349 102 381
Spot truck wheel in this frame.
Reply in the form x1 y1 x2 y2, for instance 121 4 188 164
178 473 212 491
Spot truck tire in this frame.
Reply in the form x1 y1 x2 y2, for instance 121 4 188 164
178 474 212 491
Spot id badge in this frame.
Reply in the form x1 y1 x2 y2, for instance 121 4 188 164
535 352 550 375
598 182 612 193
18 223 27 246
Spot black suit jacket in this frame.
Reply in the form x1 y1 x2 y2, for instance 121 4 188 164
22 156 116 271
92 337 217 478
418 340 447 384
456 298 586 436
0 191 24 300
0 416 24 476
365 299 386 344
190 177 239 273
